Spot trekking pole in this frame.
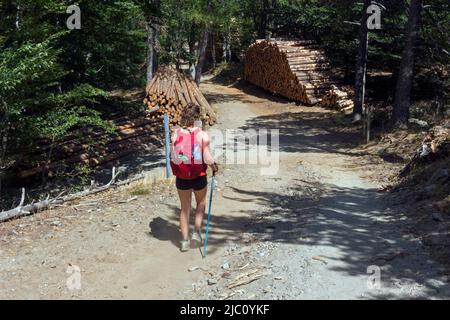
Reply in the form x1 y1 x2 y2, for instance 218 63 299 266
164 112 171 179
202 173 215 258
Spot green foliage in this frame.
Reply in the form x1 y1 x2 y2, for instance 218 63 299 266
0 38 65 106
0 37 111 172
35 105 112 142
0 38 64 159
69 163 94 192
62 0 147 89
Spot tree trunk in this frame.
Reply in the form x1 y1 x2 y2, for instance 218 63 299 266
222 28 231 63
189 22 197 79
258 0 269 39
267 0 276 38
0 101 8 199
15 3 20 30
145 0 160 83
175 29 182 71
393 0 423 128
0 133 5 199
219 0 230 64
195 29 209 87
211 33 216 69
222 33 227 63
146 23 157 83
41 138 55 188
353 0 371 123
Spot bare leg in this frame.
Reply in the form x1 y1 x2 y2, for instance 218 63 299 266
193 187 207 233
177 189 192 240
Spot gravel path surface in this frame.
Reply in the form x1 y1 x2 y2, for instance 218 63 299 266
1 78 449 299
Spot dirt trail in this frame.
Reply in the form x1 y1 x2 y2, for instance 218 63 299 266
1 78 449 300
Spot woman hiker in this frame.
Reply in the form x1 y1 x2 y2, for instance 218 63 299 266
170 103 218 252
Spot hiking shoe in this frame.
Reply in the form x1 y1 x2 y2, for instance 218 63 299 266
191 231 203 245
180 240 190 252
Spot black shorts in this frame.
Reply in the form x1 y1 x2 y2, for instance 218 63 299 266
176 176 208 191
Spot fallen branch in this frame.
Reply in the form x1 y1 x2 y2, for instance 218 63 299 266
118 196 138 204
230 263 250 272
230 269 259 282
0 167 122 223
219 290 245 300
227 273 264 289
0 188 27 222
312 256 328 265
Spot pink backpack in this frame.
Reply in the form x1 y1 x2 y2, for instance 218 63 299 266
170 128 207 180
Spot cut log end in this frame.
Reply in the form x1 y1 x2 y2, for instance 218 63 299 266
144 66 217 128
244 38 347 107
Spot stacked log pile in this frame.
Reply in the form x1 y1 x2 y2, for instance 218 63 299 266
17 116 164 179
16 67 218 180
244 39 341 105
319 85 354 112
144 66 217 127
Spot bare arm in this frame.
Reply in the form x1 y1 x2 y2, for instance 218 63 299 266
200 131 219 173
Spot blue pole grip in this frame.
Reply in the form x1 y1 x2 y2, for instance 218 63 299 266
164 113 171 179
